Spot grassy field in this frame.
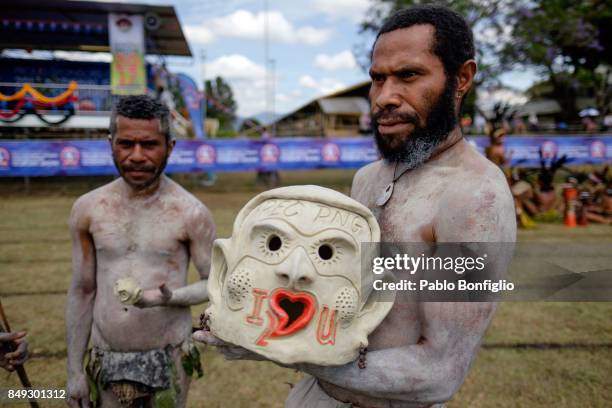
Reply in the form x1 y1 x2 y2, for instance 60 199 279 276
1 170 611 407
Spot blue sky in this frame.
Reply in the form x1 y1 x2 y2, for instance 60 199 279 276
100 0 538 118
160 0 374 117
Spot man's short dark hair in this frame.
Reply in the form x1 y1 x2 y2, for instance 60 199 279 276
110 95 172 142
374 5 475 77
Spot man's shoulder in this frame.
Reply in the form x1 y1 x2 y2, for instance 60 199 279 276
437 141 514 215
72 180 118 211
354 160 383 182
163 177 212 217
70 180 118 227
435 144 516 241
351 160 383 202
453 141 509 188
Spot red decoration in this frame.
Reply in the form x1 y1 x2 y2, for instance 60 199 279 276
246 288 268 326
316 306 338 345
269 289 316 337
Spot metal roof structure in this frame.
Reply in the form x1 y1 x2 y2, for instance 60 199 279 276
0 0 191 56
318 97 369 115
274 80 371 125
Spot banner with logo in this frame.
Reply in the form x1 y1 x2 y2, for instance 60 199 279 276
176 73 206 139
0 136 610 177
108 13 146 95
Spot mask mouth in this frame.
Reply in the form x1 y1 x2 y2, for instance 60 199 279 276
269 289 316 337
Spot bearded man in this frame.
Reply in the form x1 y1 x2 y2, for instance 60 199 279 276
65 95 215 408
197 5 516 408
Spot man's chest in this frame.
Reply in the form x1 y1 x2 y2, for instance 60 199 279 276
361 177 444 242
89 206 186 258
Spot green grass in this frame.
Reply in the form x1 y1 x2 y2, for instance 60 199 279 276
1 170 611 407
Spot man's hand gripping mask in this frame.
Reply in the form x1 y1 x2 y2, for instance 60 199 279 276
205 186 395 365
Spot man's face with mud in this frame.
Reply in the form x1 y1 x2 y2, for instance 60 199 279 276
205 192 392 365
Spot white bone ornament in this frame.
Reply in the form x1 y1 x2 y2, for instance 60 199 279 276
113 277 143 305
205 186 395 365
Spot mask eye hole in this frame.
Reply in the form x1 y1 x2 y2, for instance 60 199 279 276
318 244 334 260
267 235 282 251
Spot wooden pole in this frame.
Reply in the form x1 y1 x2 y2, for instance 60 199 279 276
0 298 40 408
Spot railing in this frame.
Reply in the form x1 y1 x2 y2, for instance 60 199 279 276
0 82 195 136
0 82 114 113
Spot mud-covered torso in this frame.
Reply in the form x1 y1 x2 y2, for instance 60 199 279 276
88 178 197 351
319 140 514 407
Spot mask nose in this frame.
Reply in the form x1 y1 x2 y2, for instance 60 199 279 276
274 247 317 289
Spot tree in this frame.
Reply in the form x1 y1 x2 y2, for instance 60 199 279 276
358 0 612 121
357 0 513 122
205 76 237 130
501 0 611 119
357 0 511 85
239 117 262 137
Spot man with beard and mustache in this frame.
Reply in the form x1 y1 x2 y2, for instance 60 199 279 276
291 6 516 407
196 5 515 408
65 95 215 408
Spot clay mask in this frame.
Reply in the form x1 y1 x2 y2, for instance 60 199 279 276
205 186 394 365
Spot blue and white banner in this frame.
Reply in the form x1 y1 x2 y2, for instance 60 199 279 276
0 136 610 177
176 73 206 139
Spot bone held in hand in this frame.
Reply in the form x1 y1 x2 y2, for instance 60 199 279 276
113 277 143 305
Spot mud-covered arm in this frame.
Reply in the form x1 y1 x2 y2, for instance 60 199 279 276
138 202 216 308
299 301 495 404
65 197 96 379
166 203 216 306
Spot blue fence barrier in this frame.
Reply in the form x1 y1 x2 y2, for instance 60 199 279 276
0 136 610 177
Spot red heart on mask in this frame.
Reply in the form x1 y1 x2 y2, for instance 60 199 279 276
269 289 316 337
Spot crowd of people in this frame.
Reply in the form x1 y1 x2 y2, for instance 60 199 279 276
485 129 611 228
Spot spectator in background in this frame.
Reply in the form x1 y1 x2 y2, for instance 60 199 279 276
256 127 280 186
582 116 598 133
461 115 472 133
474 113 486 134
260 126 271 140
359 112 372 134
603 113 612 131
485 128 509 168
511 113 526 134
528 112 539 131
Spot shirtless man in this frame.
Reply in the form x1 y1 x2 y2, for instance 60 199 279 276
65 95 215 408
196 5 516 407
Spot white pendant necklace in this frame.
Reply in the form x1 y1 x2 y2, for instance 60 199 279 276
375 161 412 207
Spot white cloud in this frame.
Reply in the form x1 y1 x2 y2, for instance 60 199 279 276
294 26 332 46
184 25 215 44
312 0 370 22
205 54 266 80
299 75 318 88
299 75 345 96
205 54 276 117
207 10 332 46
314 50 356 71
477 87 528 112
276 93 291 103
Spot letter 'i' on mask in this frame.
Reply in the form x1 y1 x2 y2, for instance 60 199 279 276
204 186 395 365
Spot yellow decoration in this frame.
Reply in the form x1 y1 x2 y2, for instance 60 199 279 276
0 81 78 103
